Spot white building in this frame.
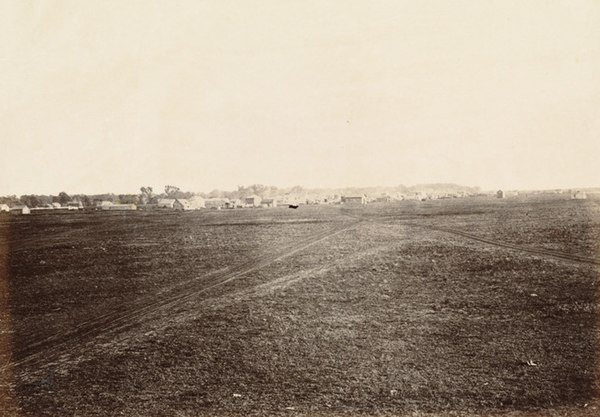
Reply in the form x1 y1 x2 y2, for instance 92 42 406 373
157 198 176 208
341 195 367 205
174 199 191 211
244 195 262 207
205 198 229 209
67 201 83 210
102 204 137 211
261 198 277 208
10 205 30 214
188 196 206 209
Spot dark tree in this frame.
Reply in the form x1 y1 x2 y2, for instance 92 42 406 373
57 192 71 205
140 186 153 204
119 194 139 204
164 185 180 197
80 195 92 207
20 195 41 207
37 195 52 206
0 195 19 205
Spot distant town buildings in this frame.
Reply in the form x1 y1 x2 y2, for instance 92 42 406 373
9 205 30 215
205 198 229 210
227 198 242 208
157 199 176 209
341 195 367 205
261 198 277 208
375 195 392 203
2 185 530 216
101 203 137 211
172 199 189 211
188 196 206 209
244 195 262 207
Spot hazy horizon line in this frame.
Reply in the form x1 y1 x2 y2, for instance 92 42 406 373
2 183 599 198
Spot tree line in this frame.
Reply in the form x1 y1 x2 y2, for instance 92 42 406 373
0 184 298 208
0 183 481 208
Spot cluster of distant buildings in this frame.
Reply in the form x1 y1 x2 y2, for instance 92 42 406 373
1 189 591 216
97 193 427 211
0 195 284 215
153 195 270 210
495 189 588 200
0 201 83 215
145 195 276 211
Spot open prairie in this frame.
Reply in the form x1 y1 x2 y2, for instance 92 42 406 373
1 195 600 416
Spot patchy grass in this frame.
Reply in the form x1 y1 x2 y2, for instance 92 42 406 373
1 198 599 416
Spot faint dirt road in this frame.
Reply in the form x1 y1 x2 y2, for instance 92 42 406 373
4 219 362 372
407 223 600 266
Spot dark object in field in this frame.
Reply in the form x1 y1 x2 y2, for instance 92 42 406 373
288 204 299 209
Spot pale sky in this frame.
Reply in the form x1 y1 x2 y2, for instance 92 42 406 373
1 0 599 195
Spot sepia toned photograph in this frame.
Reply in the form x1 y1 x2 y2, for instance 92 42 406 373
1 1 599 416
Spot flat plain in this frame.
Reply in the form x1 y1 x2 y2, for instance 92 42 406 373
1 195 600 416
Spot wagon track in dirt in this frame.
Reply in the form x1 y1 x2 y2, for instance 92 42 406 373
342 210 599 267
407 223 600 267
3 219 362 372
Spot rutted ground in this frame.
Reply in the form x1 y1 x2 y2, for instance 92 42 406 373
2 199 600 416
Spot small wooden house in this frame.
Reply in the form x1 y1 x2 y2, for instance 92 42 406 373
245 195 262 207
188 196 206 209
261 198 277 208
103 204 137 211
174 199 192 211
226 198 242 208
341 195 367 205
205 198 229 210
97 201 114 209
157 198 176 209
67 201 83 210
10 205 30 215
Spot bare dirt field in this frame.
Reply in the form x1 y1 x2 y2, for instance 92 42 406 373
1 196 600 416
